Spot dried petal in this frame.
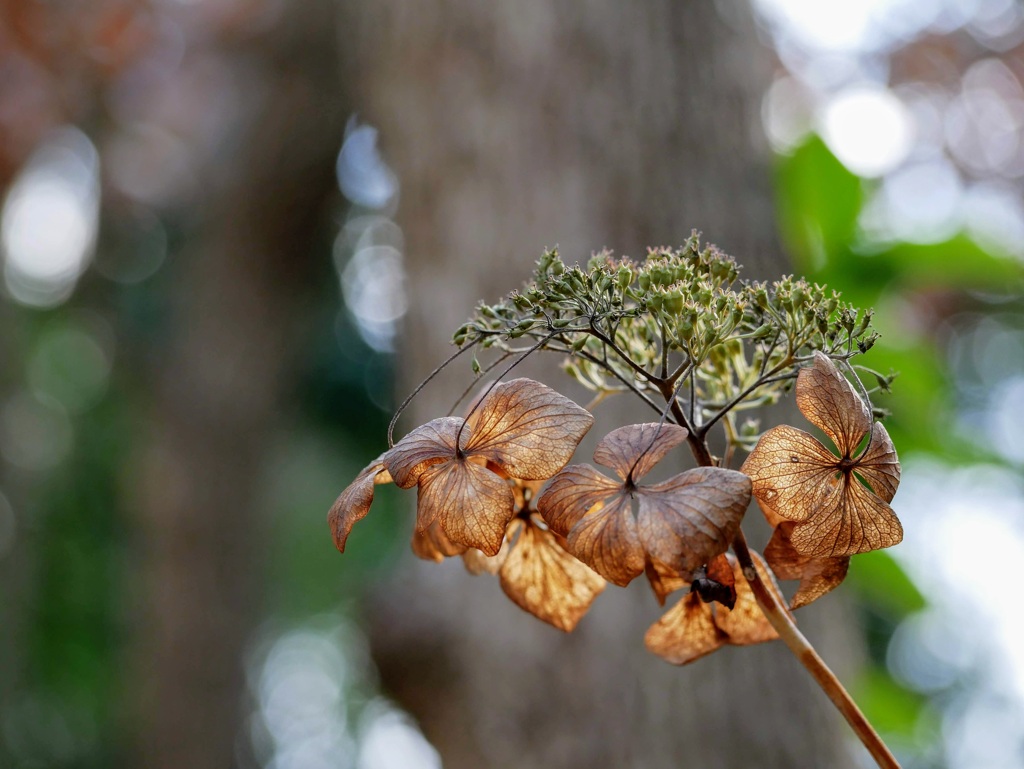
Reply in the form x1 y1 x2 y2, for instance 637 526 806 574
499 520 606 632
328 455 393 553
511 478 546 512
385 417 463 488
856 422 900 503
787 474 903 557
646 553 786 665
416 458 515 555
592 422 690 481
566 494 645 586
412 521 468 562
715 552 783 645
741 425 839 523
644 556 690 606
463 545 508 574
465 378 594 480
637 467 751 578
644 592 725 665
796 351 871 457
764 523 850 609
536 464 620 537
705 553 735 586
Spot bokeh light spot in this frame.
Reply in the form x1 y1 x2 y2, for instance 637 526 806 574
820 86 913 177
337 119 398 210
1 128 100 307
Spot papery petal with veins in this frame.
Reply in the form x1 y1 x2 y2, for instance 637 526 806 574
539 423 751 592
328 455 393 553
786 474 902 557
593 422 690 480
463 378 594 479
565 495 645 586
764 523 849 609
537 464 621 537
385 417 463 489
417 459 515 555
741 353 902 558
637 467 750 576
795 351 872 456
378 378 594 556
499 519 606 632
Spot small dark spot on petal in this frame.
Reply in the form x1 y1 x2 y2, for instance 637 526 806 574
790 455 800 463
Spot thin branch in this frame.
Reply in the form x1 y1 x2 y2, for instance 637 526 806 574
688 366 697 430
699 365 797 438
654 379 712 466
538 346 665 418
587 320 656 383
445 350 514 416
388 339 480 447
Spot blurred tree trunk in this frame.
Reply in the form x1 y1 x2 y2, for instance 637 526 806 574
349 2 864 768
127 4 345 768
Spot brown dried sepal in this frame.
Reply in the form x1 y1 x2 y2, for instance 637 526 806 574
645 552 784 665
538 423 751 593
381 378 593 555
741 352 902 558
764 523 850 609
439 478 607 631
644 556 690 606
498 517 606 632
328 455 393 553
412 521 468 562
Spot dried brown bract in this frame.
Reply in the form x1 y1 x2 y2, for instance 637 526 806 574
328 454 393 553
644 552 785 665
329 243 908 765
763 522 850 609
537 423 751 589
454 478 606 632
741 352 902 558
498 515 606 632
329 378 593 556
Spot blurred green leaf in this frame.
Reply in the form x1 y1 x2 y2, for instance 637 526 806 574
852 666 927 736
775 137 862 273
848 550 926 618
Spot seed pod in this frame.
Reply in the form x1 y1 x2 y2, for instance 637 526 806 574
616 265 633 290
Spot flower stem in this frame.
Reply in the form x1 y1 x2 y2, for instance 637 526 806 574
731 529 901 769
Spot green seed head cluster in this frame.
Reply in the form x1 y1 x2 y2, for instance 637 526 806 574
452 232 880 440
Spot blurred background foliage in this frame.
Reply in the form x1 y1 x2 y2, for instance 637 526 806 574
2 1 1024 768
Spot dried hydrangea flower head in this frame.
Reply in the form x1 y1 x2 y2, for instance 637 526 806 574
328 235 905 768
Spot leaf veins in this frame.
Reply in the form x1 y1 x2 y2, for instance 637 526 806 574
763 522 850 610
537 423 751 591
328 454 393 553
741 352 902 558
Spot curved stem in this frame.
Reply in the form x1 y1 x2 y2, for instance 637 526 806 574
731 529 901 769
